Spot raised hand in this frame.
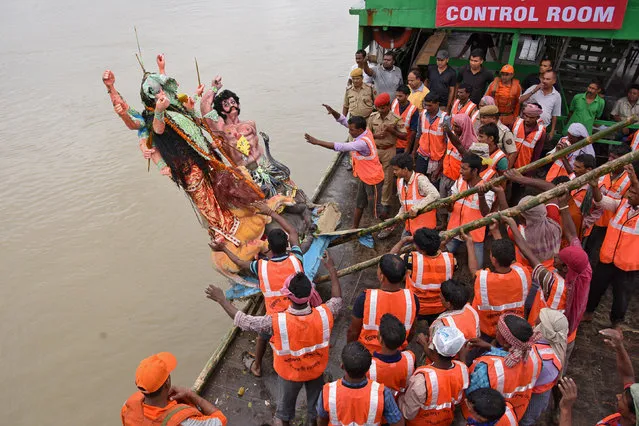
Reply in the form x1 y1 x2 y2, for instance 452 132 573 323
114 102 126 116
599 328 624 350
212 75 223 91
504 168 524 183
205 284 226 303
102 70 115 89
160 166 171 176
321 251 335 269
155 90 170 113
500 215 517 229
322 104 337 115
304 133 318 145
156 54 166 74
142 147 156 160
196 84 205 97
558 377 578 410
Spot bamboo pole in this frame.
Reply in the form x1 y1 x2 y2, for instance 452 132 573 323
327 115 638 247
192 295 264 394
316 148 639 282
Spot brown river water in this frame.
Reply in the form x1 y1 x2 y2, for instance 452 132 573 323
0 0 354 422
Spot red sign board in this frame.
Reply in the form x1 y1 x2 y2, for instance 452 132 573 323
436 0 628 29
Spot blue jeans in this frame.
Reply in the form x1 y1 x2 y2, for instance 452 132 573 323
446 238 484 270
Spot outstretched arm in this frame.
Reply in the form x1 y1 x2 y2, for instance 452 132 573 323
391 236 413 254
502 216 541 266
504 168 555 192
600 328 635 387
254 201 299 246
461 231 479 275
102 70 143 130
443 123 469 156
209 241 253 271
557 195 578 242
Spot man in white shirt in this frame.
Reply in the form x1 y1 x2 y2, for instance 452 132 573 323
349 49 374 86
519 71 562 140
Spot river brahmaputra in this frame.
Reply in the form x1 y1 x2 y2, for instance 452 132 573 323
0 0 354 423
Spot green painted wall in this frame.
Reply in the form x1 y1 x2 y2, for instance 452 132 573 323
350 0 639 40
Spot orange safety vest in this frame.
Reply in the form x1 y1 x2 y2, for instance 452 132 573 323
632 131 639 151
121 393 207 426
494 402 518 426
544 269 568 312
258 254 303 314
323 379 385 426
487 78 521 127
472 265 531 337
452 99 477 117
443 141 463 181
359 289 417 353
447 178 487 242
531 342 563 394
392 99 417 150
545 137 573 183
397 173 437 234
599 199 639 271
270 305 334 382
596 172 631 228
467 349 541 420
437 304 481 340
597 413 623 425
418 111 448 161
367 350 416 394
406 251 455 316
512 117 545 169
352 129 385 185
478 149 506 183
406 362 469 426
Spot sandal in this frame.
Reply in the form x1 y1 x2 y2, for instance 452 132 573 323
242 351 262 377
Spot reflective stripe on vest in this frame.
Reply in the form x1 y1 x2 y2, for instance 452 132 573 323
600 200 639 271
260 255 302 297
397 174 424 209
420 112 446 136
512 118 544 149
632 132 639 151
352 133 379 161
410 252 454 290
364 289 414 331
491 149 506 166
548 274 566 311
272 306 331 357
499 404 518 426
452 99 477 116
327 380 381 426
477 265 528 311
597 173 631 227
392 99 417 129
491 352 539 397
418 362 469 411
369 351 415 393
442 304 481 339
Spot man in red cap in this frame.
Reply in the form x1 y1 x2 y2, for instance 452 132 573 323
121 352 227 426
368 92 406 218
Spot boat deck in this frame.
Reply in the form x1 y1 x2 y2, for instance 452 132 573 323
197 154 639 425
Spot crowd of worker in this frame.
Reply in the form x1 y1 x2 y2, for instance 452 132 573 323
122 41 639 426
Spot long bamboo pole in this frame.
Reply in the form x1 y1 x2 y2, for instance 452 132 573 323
316 148 639 282
327 115 638 247
193 295 264 394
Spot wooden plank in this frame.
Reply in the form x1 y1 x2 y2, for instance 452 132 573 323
414 31 447 67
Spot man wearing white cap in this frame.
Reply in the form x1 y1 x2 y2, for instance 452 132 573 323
398 327 469 425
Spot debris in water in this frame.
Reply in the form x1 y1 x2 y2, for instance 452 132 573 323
238 387 245 397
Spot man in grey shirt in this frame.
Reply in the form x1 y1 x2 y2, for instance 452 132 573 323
519 70 562 140
363 51 403 99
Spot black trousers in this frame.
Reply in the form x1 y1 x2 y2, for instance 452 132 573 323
584 225 607 269
586 261 639 324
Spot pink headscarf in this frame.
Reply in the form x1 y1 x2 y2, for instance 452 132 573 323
280 274 323 307
452 113 477 150
558 242 592 335
480 96 496 106
497 314 541 367
523 103 543 117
